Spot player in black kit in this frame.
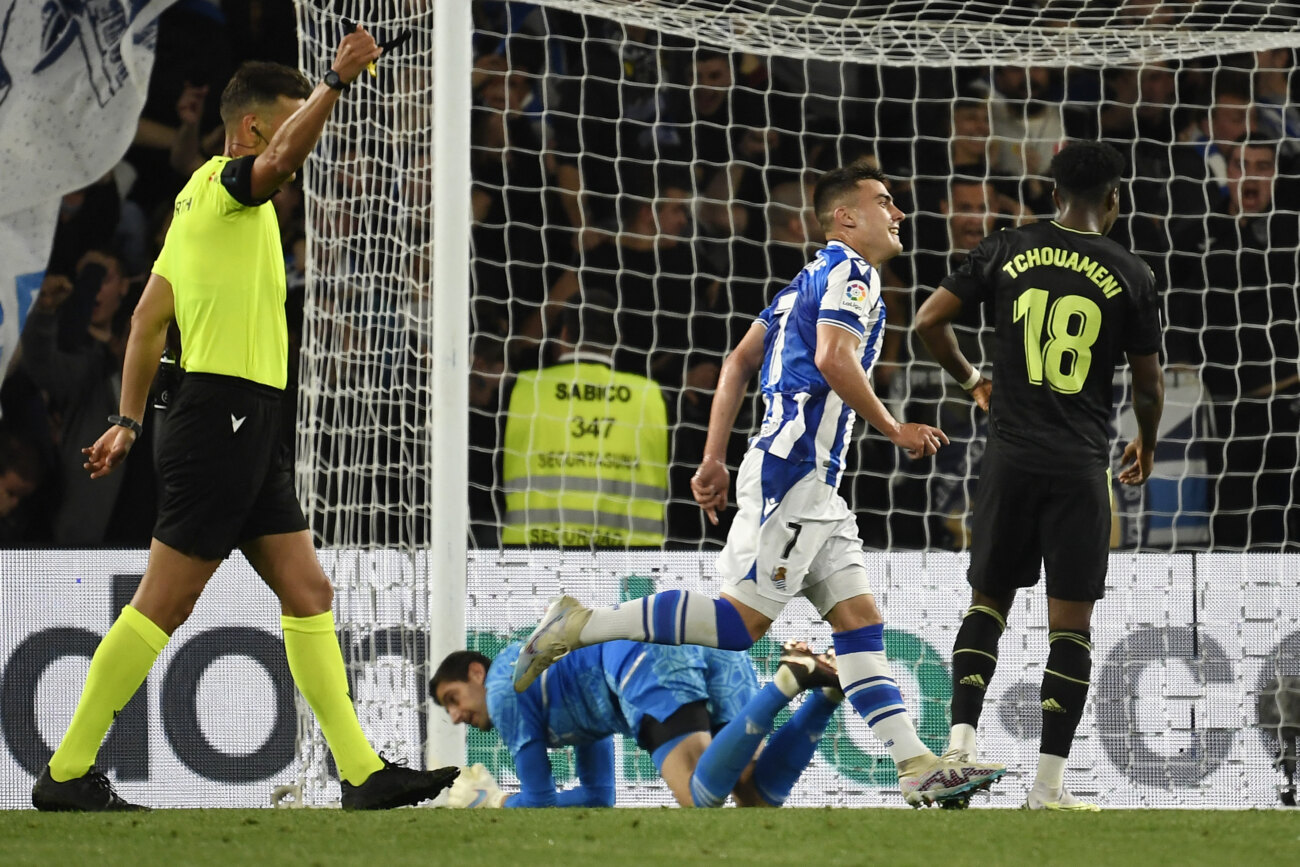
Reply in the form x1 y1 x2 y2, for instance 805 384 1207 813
913 141 1164 810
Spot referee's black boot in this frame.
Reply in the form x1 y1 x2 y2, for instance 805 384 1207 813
32 766 149 812
340 757 459 810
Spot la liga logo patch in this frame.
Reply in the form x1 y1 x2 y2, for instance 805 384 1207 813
842 279 871 313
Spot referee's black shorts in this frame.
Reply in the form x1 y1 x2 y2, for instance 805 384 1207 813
965 439 1112 602
153 372 308 560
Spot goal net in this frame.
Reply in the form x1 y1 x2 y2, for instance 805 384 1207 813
291 0 1300 808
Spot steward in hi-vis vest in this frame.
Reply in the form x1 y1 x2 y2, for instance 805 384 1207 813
502 292 669 547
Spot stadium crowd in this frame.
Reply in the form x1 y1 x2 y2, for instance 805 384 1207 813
2 0 1298 552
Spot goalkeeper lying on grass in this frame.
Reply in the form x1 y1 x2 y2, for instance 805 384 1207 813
430 640 841 807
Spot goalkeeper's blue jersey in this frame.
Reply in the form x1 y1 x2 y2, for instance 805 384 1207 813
751 240 887 487
485 641 757 754
487 643 635 753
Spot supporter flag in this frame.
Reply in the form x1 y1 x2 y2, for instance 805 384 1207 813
0 0 178 391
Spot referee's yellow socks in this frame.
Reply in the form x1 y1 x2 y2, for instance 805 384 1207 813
281 611 384 785
48 605 169 782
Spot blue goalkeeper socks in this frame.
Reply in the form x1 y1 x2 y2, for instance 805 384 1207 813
753 689 839 806
690 681 789 807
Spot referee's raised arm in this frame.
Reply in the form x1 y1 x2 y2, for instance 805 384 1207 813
247 27 382 201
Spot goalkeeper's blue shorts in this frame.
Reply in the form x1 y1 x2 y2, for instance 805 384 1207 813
617 645 758 742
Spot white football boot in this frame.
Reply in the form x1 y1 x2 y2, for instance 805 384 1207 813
899 748 1007 808
1023 782 1101 812
512 595 591 692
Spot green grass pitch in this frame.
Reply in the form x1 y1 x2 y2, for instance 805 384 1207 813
1 808 1295 866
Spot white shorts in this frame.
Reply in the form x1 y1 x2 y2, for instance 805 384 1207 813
717 449 872 620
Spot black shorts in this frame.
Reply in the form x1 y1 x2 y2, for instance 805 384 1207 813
966 439 1112 602
636 700 711 755
153 373 308 560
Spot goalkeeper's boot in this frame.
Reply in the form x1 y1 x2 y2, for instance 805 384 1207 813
777 640 842 699
340 757 459 810
32 766 149 812
513 595 591 693
898 748 1006 808
1023 782 1101 812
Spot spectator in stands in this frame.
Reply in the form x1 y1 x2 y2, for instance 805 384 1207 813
976 66 1066 215
657 49 804 244
913 91 1043 224
910 177 1018 294
470 47 569 342
913 93 993 199
719 176 823 346
169 82 225 178
550 20 680 241
1169 136 1300 548
501 291 669 548
1250 48 1300 171
529 177 717 388
125 1 234 216
0 426 46 546
19 249 157 547
1168 136 1292 361
46 175 121 281
1179 70 1257 205
1097 60 1200 270
671 51 791 239
947 93 995 179
272 176 304 250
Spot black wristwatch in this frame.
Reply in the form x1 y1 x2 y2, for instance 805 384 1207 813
323 69 347 91
108 414 143 437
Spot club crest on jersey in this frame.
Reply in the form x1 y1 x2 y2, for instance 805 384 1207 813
842 280 870 313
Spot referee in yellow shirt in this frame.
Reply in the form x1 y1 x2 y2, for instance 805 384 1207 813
33 28 458 811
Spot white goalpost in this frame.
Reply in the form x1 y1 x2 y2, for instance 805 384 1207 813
290 1 471 803
291 0 1300 808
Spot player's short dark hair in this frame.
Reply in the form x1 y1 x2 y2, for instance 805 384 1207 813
562 289 617 349
814 163 888 231
429 650 492 704
220 61 313 126
1050 141 1125 206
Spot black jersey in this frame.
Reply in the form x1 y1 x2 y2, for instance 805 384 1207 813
940 220 1161 475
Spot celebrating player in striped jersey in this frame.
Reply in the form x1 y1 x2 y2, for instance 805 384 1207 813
514 164 1006 807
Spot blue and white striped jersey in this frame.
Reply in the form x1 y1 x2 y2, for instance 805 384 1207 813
750 240 887 487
